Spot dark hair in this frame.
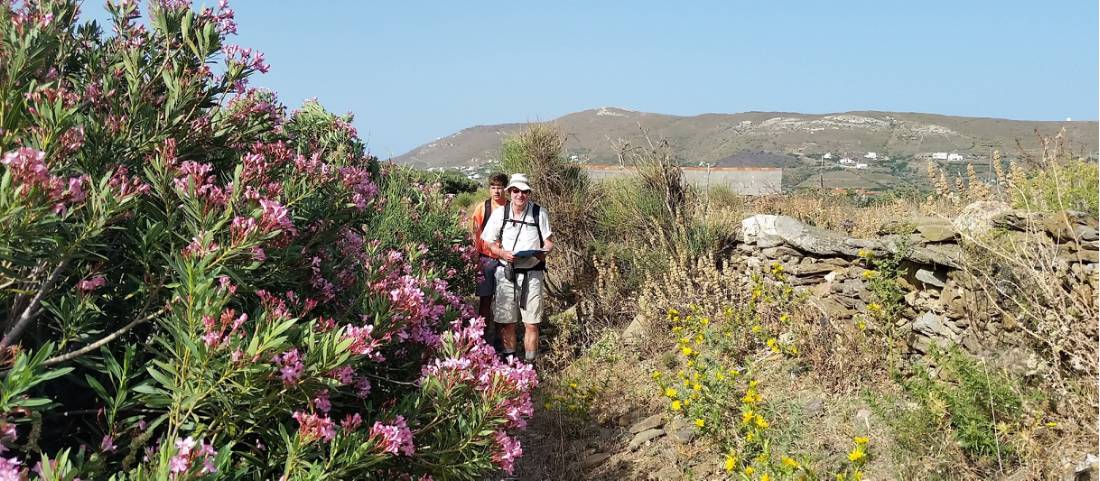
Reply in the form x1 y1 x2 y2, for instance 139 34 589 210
488 173 508 187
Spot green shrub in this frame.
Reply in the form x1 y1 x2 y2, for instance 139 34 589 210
1012 156 1099 216
0 2 534 479
903 351 1033 465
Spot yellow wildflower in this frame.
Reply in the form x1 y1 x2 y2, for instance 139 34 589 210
782 456 799 468
651 371 662 380
700 317 710 326
670 400 682 411
692 383 702 392
745 431 755 442
854 436 869 445
569 382 578 389
779 313 790 322
862 270 876 279
751 324 762 333
848 448 865 462
761 474 770 481
754 415 769 429
681 346 693 356
741 410 754 424
856 319 866 330
767 338 781 353
694 334 703 345
853 471 864 481
694 418 705 428
1046 421 1058 427
724 454 736 472
686 360 695 368
716 372 726 381
664 387 678 398
867 303 881 312
743 466 755 476
683 399 691 407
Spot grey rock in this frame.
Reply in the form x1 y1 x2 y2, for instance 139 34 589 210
629 414 665 434
761 245 801 259
915 268 947 288
916 221 957 242
1076 225 1099 242
628 428 665 450
666 418 696 444
804 398 825 418
913 312 951 338
756 233 784 248
809 297 858 319
953 200 1016 237
912 334 954 353
623 315 648 345
961 332 981 353
649 465 682 481
788 262 838 277
582 452 612 469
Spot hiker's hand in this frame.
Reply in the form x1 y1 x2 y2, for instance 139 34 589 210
499 250 515 262
534 250 547 261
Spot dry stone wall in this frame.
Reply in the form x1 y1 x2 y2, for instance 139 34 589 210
730 201 1099 368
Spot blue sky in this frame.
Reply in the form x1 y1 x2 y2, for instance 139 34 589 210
85 1 1098 158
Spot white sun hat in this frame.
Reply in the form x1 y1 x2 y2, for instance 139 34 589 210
505 173 532 192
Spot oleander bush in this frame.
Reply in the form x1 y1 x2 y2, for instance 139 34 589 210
0 1 534 480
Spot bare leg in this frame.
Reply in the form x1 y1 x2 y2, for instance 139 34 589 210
499 322 516 354
478 296 494 343
524 323 539 359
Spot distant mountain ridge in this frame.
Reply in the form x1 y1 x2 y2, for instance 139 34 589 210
393 107 1099 169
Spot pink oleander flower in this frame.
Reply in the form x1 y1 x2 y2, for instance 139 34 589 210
258 198 294 233
100 434 117 453
77 275 106 293
328 366 354 385
0 456 25 481
492 431 522 475
341 413 362 432
292 411 335 443
354 376 372 398
369 416 414 456
313 390 331 413
273 349 304 385
343 324 383 359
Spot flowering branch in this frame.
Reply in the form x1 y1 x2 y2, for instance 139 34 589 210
0 258 70 351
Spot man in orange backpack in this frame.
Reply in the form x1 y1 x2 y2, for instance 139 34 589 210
469 173 509 342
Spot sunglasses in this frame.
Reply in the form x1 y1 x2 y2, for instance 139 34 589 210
509 189 531 195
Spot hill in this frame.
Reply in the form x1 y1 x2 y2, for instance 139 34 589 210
393 108 1099 173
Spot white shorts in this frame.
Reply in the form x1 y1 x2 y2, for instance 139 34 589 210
493 267 544 325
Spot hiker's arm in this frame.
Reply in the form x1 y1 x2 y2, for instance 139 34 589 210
491 242 515 262
535 237 553 261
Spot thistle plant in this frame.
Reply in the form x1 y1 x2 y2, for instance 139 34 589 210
0 1 533 479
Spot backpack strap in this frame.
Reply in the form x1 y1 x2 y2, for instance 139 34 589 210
479 199 492 232
532 203 543 248
498 201 510 241
499 202 545 250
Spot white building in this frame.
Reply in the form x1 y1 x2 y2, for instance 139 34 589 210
864 152 878 160
823 152 833 160
839 157 855 165
947 153 964 162
931 152 949 160
855 163 869 169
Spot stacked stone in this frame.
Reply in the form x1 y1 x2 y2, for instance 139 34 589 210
732 201 1098 362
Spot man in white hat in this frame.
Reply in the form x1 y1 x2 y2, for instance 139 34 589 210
480 173 554 364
